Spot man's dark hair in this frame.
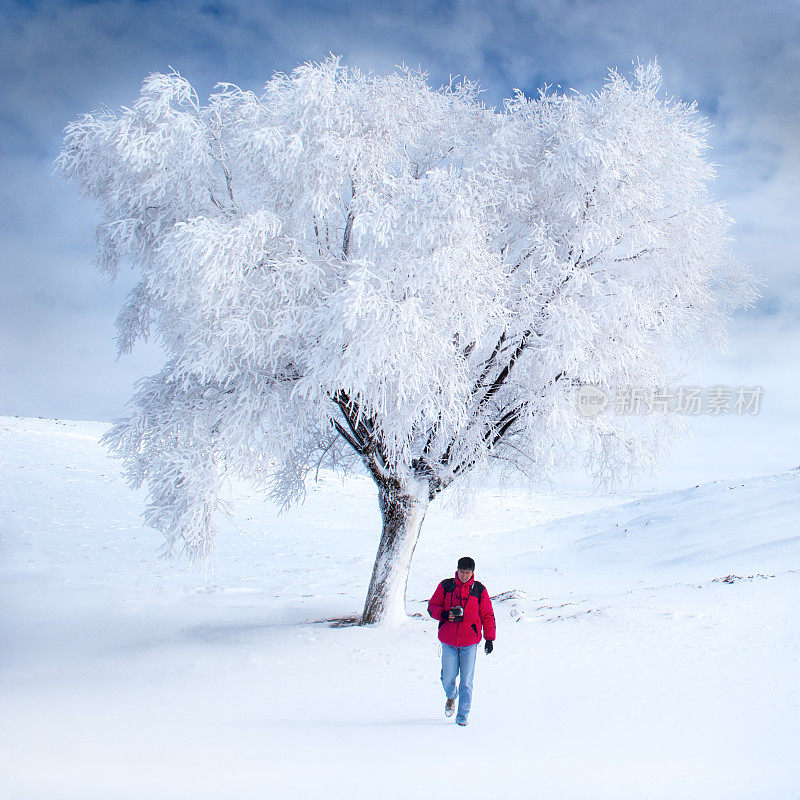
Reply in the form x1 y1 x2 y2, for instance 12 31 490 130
457 556 475 571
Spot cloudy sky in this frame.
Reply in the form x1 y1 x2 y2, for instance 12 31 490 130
1 0 799 426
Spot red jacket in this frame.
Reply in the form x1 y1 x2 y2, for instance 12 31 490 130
428 573 496 647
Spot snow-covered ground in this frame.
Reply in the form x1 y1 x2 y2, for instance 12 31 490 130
2 415 799 799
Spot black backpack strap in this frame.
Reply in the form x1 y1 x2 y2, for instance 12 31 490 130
442 578 456 593
470 580 485 599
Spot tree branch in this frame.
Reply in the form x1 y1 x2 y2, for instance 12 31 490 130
342 178 355 260
436 264 577 471
331 419 364 458
585 210 686 268
471 332 507 396
440 370 568 488
450 402 528 480
331 389 391 483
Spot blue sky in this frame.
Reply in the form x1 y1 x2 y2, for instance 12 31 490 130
1 0 799 421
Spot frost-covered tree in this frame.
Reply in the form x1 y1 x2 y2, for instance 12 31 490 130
57 57 755 625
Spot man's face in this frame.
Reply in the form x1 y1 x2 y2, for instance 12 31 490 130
457 567 474 582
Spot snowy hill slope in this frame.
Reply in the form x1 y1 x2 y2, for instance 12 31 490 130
1 416 799 799
490 466 800 595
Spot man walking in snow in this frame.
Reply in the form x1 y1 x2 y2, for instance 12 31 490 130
428 556 496 726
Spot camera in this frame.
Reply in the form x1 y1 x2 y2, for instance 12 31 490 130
450 606 464 620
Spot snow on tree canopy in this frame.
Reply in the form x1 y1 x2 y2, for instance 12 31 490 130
57 56 757 625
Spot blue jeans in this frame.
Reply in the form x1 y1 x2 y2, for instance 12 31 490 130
441 643 478 724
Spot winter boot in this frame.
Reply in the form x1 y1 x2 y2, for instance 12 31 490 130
445 698 456 717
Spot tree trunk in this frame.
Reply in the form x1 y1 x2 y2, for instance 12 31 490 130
360 482 429 626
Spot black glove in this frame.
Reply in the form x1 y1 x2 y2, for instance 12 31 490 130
484 640 494 654
441 609 450 621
